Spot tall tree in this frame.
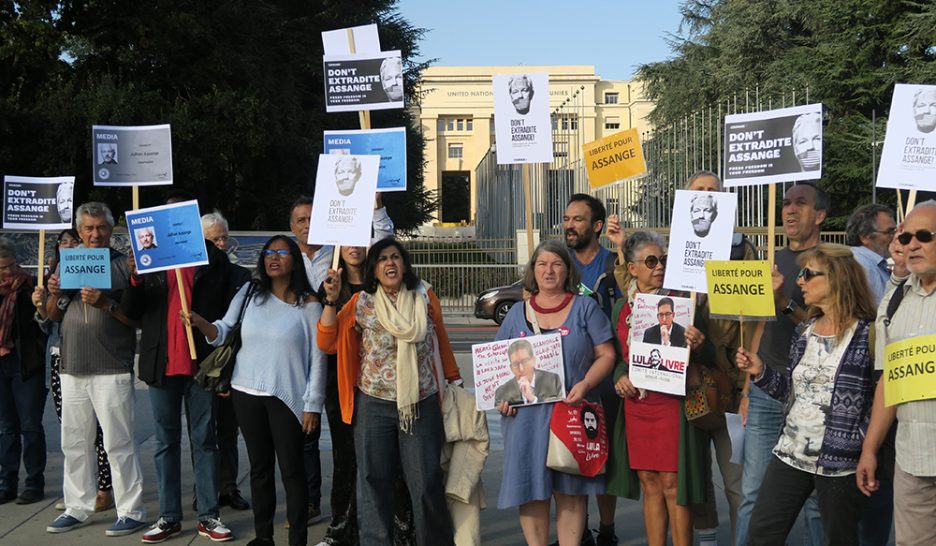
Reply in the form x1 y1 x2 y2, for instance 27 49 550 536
0 0 436 232
638 0 936 226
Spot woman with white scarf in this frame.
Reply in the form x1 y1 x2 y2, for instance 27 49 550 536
318 237 462 546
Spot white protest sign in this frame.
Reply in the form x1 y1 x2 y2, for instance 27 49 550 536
876 84 936 190
664 190 737 293
492 72 554 164
308 154 380 247
723 103 823 187
628 293 692 396
322 24 380 55
471 333 565 411
3 176 74 230
91 124 173 186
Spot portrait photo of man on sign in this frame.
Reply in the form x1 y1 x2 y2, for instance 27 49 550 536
97 142 118 165
507 74 534 115
334 156 362 197
689 193 718 238
134 226 158 251
792 112 822 171
379 56 404 102
642 297 687 348
913 88 936 134
493 338 563 407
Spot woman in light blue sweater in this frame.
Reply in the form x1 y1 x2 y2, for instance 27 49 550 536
187 235 325 546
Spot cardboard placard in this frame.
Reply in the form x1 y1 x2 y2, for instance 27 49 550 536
471 333 565 411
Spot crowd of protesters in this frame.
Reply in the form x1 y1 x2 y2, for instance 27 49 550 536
0 174 933 546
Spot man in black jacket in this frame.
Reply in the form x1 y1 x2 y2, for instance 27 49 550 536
123 198 249 543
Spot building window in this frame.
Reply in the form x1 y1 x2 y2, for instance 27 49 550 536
553 141 569 158
604 92 619 104
558 114 578 131
448 143 464 159
438 116 473 134
605 116 621 130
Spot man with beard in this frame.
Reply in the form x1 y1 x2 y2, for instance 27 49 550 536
561 193 620 546
689 193 718 238
379 56 404 102
912 88 936 134
792 113 822 171
508 75 534 115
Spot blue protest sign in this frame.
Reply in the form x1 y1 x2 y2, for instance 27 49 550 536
323 127 406 192
125 200 209 274
59 248 112 289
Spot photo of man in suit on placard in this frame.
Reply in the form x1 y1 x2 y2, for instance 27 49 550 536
494 338 562 406
642 297 687 348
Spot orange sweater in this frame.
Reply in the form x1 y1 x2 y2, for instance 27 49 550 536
317 288 462 424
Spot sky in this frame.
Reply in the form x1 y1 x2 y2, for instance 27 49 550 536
394 0 687 80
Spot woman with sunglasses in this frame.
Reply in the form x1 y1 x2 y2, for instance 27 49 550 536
735 243 876 545
186 235 326 546
605 231 711 546
493 239 615 546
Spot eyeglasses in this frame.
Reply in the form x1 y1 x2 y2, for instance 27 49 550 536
509 356 533 370
657 312 674 318
262 249 290 257
639 255 667 269
797 267 826 282
210 235 230 244
896 230 936 245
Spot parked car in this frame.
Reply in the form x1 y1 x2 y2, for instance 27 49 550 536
474 280 524 325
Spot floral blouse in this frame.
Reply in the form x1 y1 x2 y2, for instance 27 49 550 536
355 290 438 402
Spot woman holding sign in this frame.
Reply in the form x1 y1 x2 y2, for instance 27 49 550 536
605 231 711 546
186 235 326 546
735 244 875 546
317 237 462 546
494 239 616 546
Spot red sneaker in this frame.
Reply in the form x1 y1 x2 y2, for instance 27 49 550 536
141 518 182 543
196 518 233 542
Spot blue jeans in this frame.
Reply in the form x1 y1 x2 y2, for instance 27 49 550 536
149 375 219 522
736 385 824 546
0 353 47 493
354 392 453 546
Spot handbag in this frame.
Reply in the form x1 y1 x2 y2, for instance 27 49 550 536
546 401 608 477
684 364 733 431
195 283 254 393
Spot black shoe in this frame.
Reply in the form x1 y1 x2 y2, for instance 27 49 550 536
594 527 618 546
15 490 44 505
246 538 275 546
0 490 17 505
219 490 250 510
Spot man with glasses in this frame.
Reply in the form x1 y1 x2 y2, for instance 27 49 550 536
736 182 829 546
846 204 897 304
642 297 686 348
858 201 936 546
494 338 562 406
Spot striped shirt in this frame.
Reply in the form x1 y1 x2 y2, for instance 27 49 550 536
875 273 936 477
59 249 136 375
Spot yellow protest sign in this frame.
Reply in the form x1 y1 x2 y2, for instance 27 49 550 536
704 260 775 320
884 333 936 407
582 128 647 188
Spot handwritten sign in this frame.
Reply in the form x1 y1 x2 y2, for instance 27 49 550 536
884 333 936 407
471 333 564 411
704 260 775 320
125 200 209 274
58 248 112 289
582 128 647 188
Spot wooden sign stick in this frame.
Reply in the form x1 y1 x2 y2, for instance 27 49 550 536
37 229 45 288
177 269 198 360
523 163 535 262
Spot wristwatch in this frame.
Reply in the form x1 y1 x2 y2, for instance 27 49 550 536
781 299 798 315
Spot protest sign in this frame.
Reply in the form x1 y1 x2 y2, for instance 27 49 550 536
704 260 775 320
3 176 74 230
628 293 692 396
876 84 936 191
307 154 380 248
723 104 823 187
471 333 565 411
322 24 380 55
664 190 737 293
58 248 112 290
125 200 209 274
323 51 404 113
547 401 608 477
91 124 173 186
883 333 936 407
582 129 647 188
324 127 407 192
492 72 553 164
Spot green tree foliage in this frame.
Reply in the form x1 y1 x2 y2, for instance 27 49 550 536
0 0 436 232
638 0 936 226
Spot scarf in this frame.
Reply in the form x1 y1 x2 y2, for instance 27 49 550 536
0 268 30 357
374 284 428 432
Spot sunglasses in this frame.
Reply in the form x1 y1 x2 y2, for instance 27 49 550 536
638 255 667 269
896 229 936 245
262 249 290 257
797 267 826 282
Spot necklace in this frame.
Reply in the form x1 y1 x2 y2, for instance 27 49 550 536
530 292 574 314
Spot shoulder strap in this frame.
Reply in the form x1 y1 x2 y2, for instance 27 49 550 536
237 283 255 323
524 300 542 335
885 279 909 326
